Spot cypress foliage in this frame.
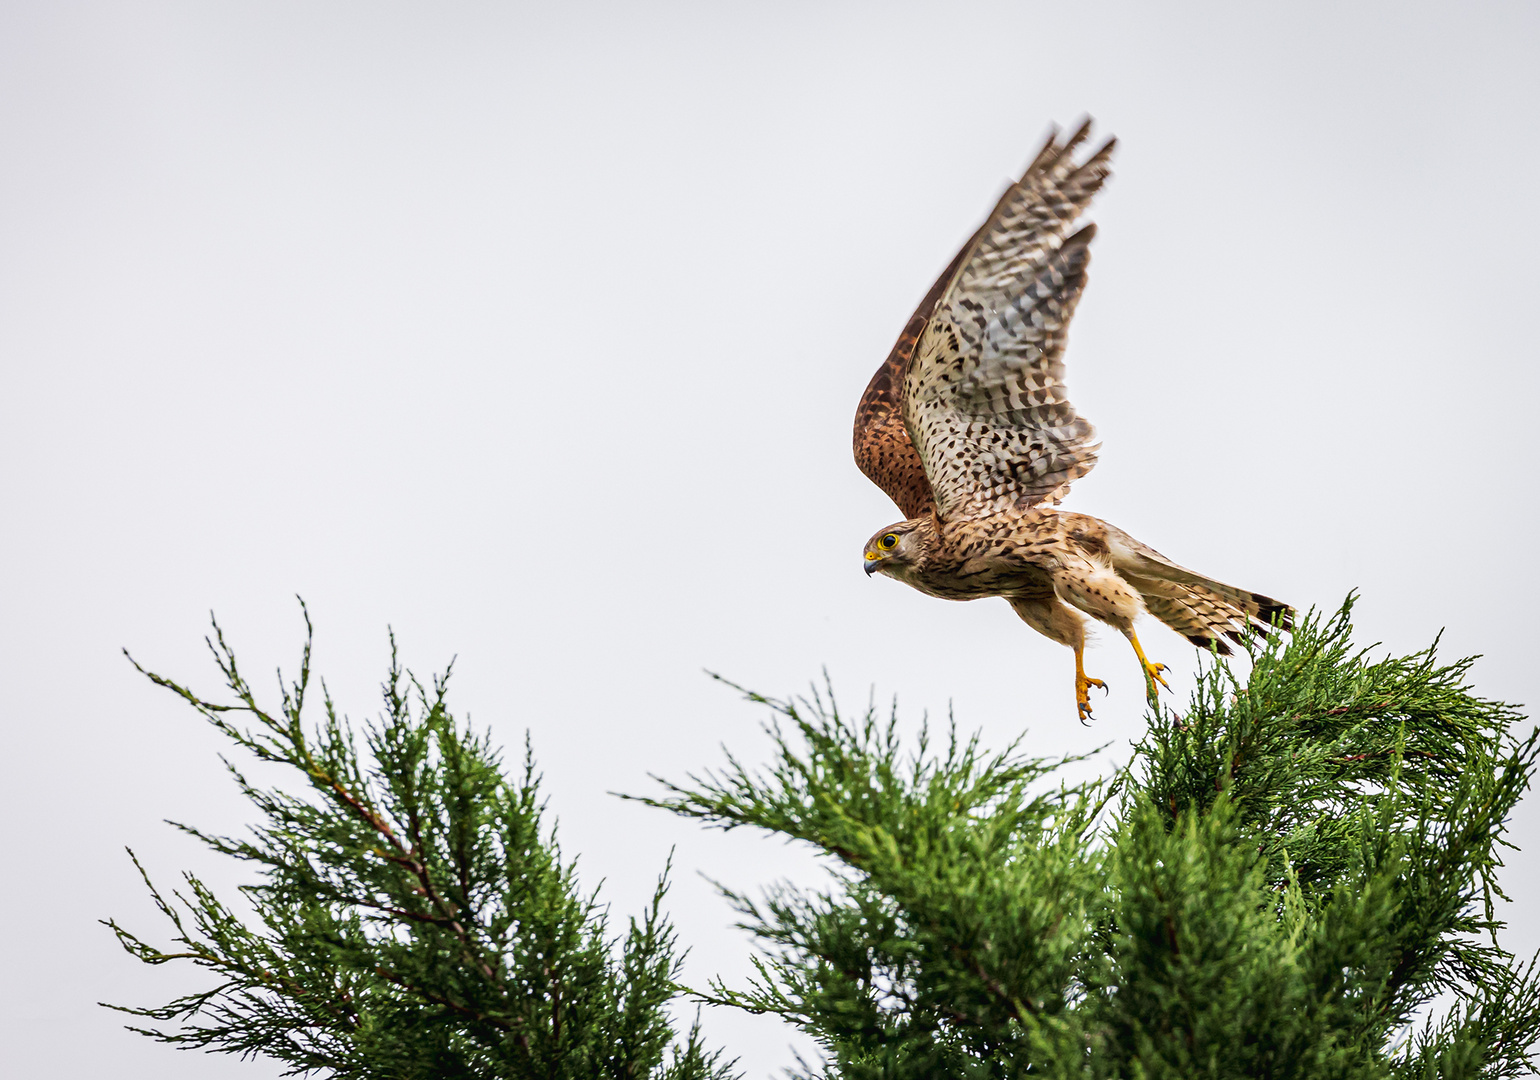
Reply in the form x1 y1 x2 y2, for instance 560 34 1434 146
104 608 735 1080
107 597 1539 1078
640 598 1540 1079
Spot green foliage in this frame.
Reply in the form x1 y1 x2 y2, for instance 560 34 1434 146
641 598 1540 1079
105 607 735 1080
107 596 1539 1078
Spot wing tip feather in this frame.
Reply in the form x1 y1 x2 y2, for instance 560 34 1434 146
1021 117 1117 186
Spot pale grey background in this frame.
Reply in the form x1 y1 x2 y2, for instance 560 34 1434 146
2 2 1537 1075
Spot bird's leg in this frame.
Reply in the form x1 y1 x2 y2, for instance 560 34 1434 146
1074 642 1107 723
1124 628 1170 706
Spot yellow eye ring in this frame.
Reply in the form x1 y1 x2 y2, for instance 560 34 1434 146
878 533 898 550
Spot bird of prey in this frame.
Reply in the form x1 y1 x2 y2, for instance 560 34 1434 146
854 120 1292 720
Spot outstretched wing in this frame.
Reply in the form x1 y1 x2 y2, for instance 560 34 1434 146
852 242 971 520
903 121 1113 522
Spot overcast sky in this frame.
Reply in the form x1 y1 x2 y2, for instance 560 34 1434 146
3 2 1538 1075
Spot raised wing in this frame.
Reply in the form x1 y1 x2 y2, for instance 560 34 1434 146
903 121 1114 522
852 242 971 520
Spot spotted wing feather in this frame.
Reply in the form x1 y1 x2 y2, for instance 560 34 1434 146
853 242 974 519
902 121 1113 522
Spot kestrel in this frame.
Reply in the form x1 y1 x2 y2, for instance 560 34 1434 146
854 120 1292 720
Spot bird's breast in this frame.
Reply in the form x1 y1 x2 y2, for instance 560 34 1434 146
893 548 1055 602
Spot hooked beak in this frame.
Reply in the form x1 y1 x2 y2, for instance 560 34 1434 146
864 555 881 576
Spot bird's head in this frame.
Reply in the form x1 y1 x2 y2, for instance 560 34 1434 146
862 518 933 579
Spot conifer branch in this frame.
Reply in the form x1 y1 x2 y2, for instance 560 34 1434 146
645 596 1540 1078
107 604 738 1080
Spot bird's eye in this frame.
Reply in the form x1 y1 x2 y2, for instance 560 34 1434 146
879 534 898 550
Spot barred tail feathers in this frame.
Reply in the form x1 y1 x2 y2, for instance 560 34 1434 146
1103 527 1294 652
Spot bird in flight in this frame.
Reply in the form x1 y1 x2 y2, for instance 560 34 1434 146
853 119 1292 720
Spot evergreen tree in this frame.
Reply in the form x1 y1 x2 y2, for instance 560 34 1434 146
641 598 1540 1079
108 598 1539 1078
105 607 735 1080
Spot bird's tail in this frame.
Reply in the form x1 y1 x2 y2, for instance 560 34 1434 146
1104 527 1293 656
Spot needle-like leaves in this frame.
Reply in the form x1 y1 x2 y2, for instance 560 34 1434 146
642 598 1540 1079
105 605 735 1080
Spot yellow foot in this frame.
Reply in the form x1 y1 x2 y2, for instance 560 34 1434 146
1125 630 1170 706
1076 672 1108 723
